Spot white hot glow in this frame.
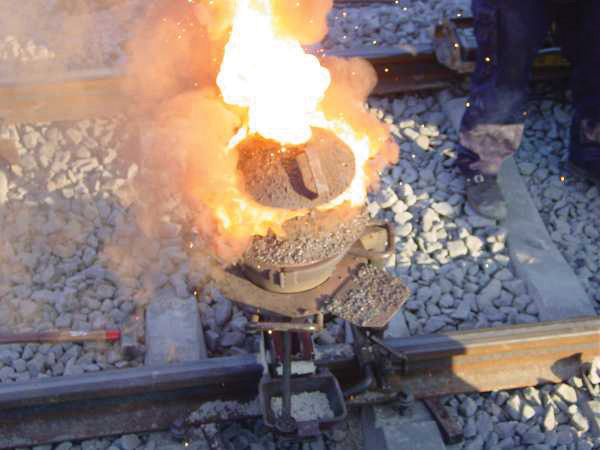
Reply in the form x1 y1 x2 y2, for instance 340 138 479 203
217 0 331 145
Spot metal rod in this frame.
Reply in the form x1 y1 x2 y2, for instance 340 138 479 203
282 331 292 419
424 397 464 445
249 322 321 333
0 329 120 344
0 355 262 410
343 364 374 398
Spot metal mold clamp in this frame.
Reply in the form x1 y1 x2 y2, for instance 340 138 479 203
215 220 409 441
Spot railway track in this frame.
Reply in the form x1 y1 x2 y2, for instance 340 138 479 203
0 317 598 448
0 16 570 123
0 2 597 449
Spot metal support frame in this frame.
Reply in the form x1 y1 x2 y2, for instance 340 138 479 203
0 317 597 448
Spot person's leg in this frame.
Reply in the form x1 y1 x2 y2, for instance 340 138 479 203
456 0 553 219
458 0 552 176
556 2 600 181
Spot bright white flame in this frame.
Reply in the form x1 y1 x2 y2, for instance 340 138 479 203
217 0 331 145
206 0 380 249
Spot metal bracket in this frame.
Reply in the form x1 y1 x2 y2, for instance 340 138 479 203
348 221 395 266
433 18 476 74
424 397 464 445
344 325 408 398
434 16 570 78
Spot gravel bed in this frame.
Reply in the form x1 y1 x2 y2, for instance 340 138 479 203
322 0 470 51
271 392 335 421
368 87 600 449
365 89 540 336
0 117 149 380
198 285 260 357
513 100 600 314
15 411 359 450
0 114 259 378
211 416 360 450
0 0 156 74
11 85 599 450
0 0 473 73
32 362 599 450
443 361 600 450
0 0 473 72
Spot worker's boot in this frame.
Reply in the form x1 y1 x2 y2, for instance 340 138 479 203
465 173 507 221
456 148 508 221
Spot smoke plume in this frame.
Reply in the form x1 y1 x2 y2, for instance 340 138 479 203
124 0 398 263
270 0 333 45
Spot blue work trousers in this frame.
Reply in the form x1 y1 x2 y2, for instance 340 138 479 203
459 0 600 175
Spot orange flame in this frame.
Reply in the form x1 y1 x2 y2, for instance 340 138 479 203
166 0 399 263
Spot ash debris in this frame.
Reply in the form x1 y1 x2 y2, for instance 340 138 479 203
322 263 409 327
244 207 369 266
270 391 335 422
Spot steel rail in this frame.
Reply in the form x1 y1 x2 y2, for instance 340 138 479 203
323 316 600 397
0 37 572 124
0 317 598 448
0 46 448 124
0 355 263 448
320 44 461 94
0 46 568 125
0 68 129 123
